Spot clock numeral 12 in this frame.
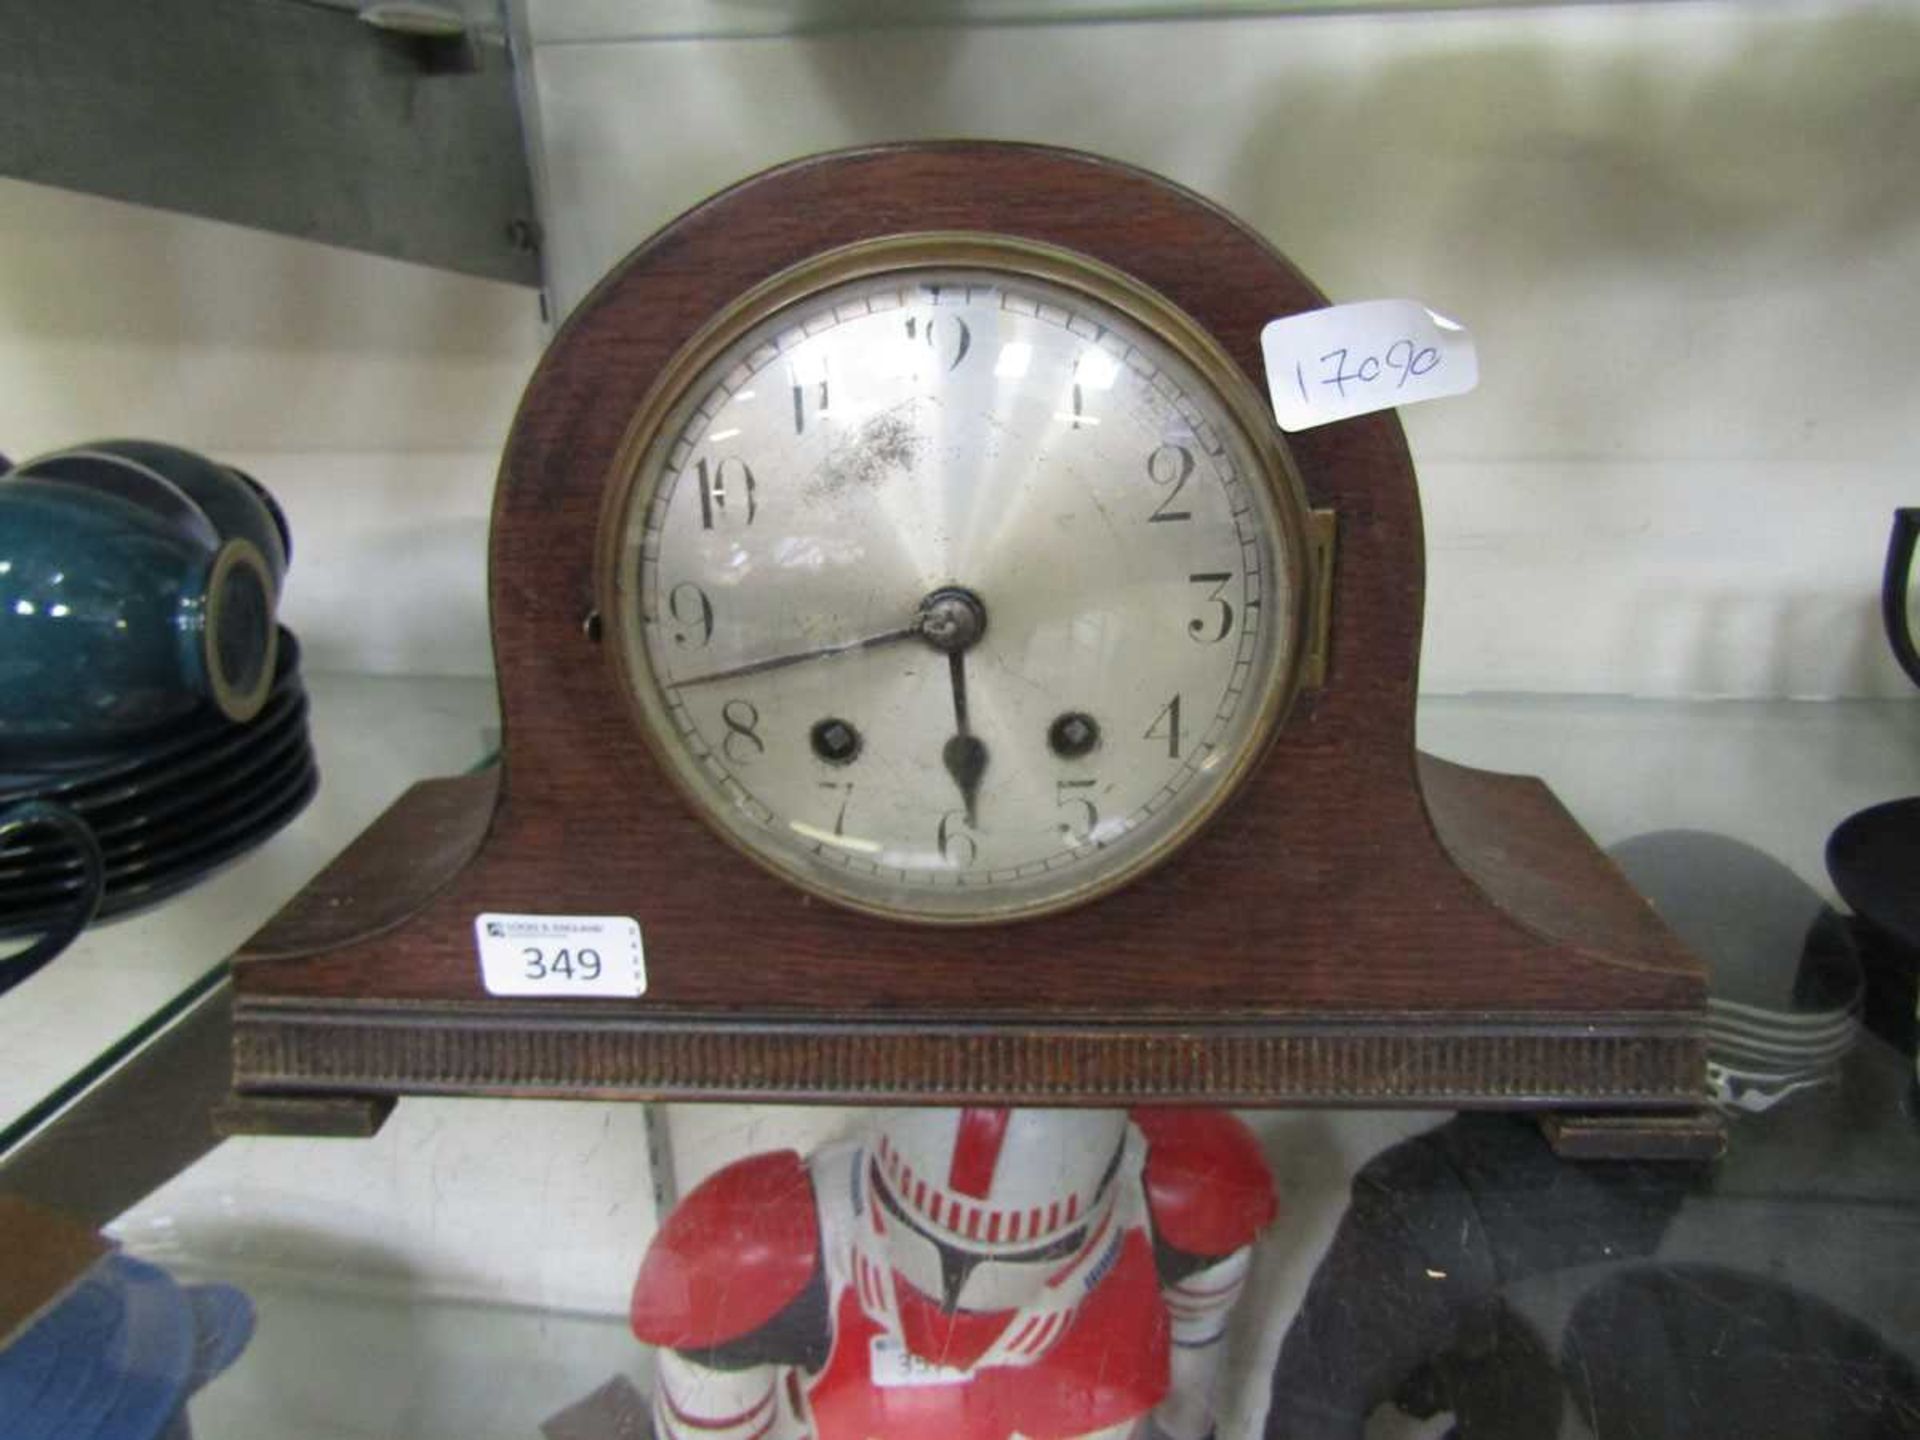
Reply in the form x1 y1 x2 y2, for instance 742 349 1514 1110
792 379 829 434
904 314 972 371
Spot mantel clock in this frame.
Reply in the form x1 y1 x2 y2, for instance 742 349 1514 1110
229 144 1708 1134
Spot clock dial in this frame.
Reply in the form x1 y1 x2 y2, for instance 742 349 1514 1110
609 240 1310 922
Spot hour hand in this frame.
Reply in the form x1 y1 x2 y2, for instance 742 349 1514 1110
942 651 988 825
943 732 988 827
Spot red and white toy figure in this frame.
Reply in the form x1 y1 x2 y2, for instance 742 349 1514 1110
631 1107 1278 1440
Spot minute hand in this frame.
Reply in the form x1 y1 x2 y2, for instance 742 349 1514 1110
668 624 920 689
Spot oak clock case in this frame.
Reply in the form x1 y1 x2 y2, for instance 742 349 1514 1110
227 143 1708 1118
602 236 1316 925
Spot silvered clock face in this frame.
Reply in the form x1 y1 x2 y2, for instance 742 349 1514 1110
609 239 1309 922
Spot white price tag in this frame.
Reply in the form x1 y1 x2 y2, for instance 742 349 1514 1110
1260 299 1478 432
869 1333 968 1389
473 913 645 999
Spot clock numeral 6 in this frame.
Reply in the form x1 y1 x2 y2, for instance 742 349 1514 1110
1187 572 1235 644
937 809 978 867
721 699 764 764
1146 442 1195 523
668 582 714 648
695 456 757 530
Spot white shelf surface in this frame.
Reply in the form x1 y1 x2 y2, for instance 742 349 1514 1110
144 1263 647 1440
18 684 1908 1142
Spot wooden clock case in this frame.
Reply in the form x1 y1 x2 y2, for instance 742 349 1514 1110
229 144 1708 1131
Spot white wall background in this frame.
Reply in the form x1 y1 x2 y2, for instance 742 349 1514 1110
3 3 1916 699
0 179 542 677
526 0 1920 700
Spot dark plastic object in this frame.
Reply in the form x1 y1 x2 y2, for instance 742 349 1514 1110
0 800 103 997
1829 799 1920 1054
0 1254 253 1440
1830 801 1920 958
1263 1114 1691 1440
1822 509 1920 1051
1564 1266 1920 1440
1884 508 1920 689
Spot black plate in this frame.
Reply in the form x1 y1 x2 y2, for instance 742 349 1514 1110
0 693 307 865
1827 796 1920 955
0 629 303 803
0 693 308 866
0 743 316 904
47 686 306 823
0 730 313 887
0 670 303 817
0 740 315 898
0 759 318 938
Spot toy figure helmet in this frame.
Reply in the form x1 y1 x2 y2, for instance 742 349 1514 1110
869 1108 1130 1314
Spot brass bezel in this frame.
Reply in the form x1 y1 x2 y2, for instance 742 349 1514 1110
597 231 1318 926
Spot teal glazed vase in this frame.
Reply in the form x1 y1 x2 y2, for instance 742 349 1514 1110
87 439 292 579
20 441 289 591
0 456 280 756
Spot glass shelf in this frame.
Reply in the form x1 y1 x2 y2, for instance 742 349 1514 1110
27 690 1910 1439
13 690 1911 1145
0 671 499 1146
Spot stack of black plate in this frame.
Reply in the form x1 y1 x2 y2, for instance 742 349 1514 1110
1610 830 1864 1115
0 628 317 939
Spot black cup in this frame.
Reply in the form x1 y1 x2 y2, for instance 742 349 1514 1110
1885 508 1920 689
0 801 105 998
